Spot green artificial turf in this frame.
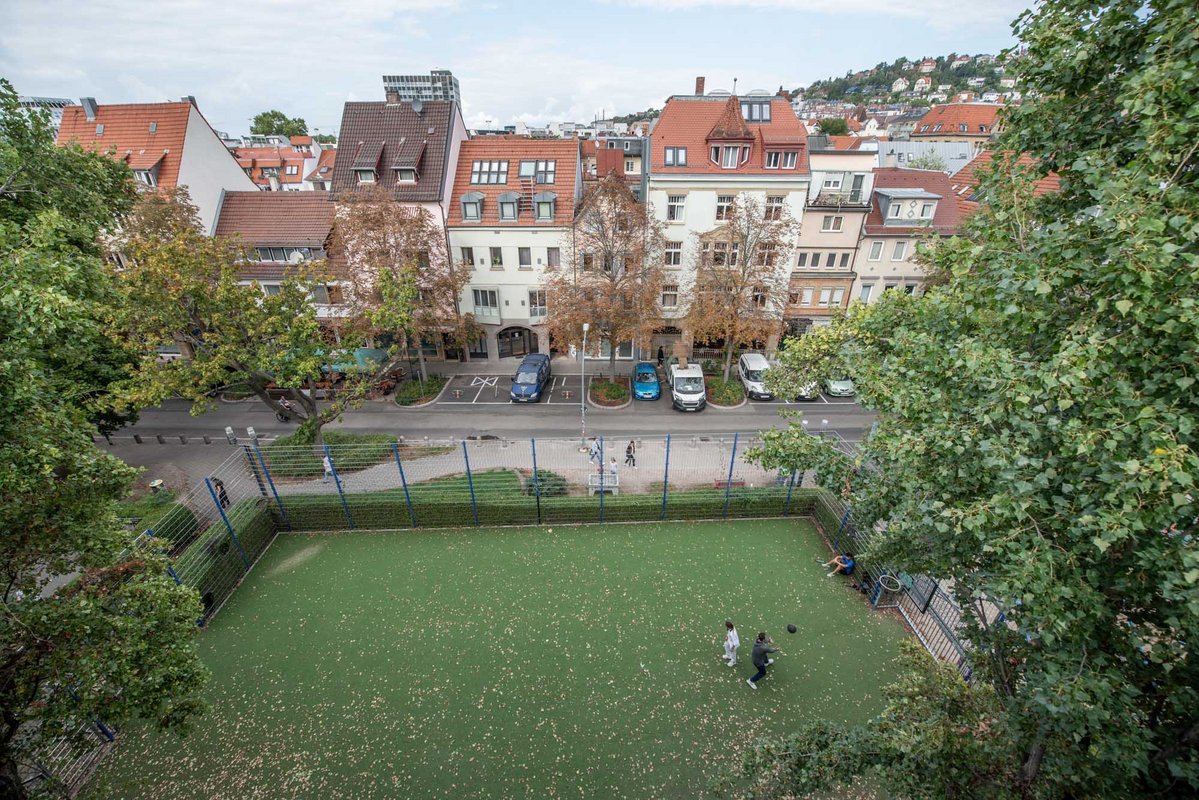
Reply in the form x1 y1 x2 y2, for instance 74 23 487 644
87 519 905 800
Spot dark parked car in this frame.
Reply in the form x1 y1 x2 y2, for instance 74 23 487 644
510 354 552 402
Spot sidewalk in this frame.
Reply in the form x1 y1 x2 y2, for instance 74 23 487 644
424 354 637 379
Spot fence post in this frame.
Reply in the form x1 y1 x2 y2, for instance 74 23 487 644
783 468 797 516
205 477 250 568
242 445 268 498
462 441 479 527
833 507 850 552
253 443 291 530
391 443 417 528
531 438 542 526
722 432 739 518
323 445 354 529
165 564 182 585
598 435 605 523
660 434 671 520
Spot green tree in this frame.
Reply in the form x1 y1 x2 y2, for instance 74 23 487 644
0 81 207 798
250 109 308 138
814 117 849 136
906 151 948 172
312 133 337 144
744 1 1199 797
111 189 411 448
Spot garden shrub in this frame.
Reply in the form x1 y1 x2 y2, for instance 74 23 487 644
394 375 448 406
263 431 398 477
591 378 630 403
706 376 745 406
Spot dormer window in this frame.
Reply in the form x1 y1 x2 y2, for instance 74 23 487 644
765 152 781 169
782 151 798 168
721 146 740 168
460 191 484 221
519 160 556 184
498 191 520 221
740 101 772 122
534 192 556 222
355 169 376 184
262 167 280 178
664 147 687 166
395 168 417 183
920 202 936 218
888 202 902 218
134 169 157 188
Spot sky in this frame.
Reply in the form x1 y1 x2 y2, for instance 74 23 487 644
1 0 1027 137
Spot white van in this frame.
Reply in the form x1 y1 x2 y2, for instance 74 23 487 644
668 361 706 411
737 353 773 400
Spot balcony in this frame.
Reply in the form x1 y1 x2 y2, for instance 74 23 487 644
807 190 869 209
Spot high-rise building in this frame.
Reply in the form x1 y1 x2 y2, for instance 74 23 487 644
381 70 460 104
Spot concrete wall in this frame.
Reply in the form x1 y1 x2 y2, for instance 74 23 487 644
850 234 925 303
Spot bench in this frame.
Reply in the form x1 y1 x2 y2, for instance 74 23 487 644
713 479 746 490
587 473 620 496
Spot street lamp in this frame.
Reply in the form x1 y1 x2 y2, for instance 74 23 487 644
580 322 590 447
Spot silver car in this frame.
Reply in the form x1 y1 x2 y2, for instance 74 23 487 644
824 376 856 397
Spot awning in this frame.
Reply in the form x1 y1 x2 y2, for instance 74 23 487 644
126 151 165 170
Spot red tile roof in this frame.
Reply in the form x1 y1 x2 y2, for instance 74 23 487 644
912 104 1002 138
707 97 753 140
213 191 333 247
331 100 457 201
289 135 313 146
57 101 192 189
305 148 337 184
447 138 579 226
650 96 809 174
950 149 1061 215
231 145 309 186
864 167 963 236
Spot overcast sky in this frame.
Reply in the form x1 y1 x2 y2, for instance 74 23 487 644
2 0 1026 136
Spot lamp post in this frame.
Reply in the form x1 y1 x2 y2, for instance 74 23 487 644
580 322 590 447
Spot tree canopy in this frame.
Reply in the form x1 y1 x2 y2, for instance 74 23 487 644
250 109 308 138
744 1 1199 797
814 117 849 136
0 80 207 797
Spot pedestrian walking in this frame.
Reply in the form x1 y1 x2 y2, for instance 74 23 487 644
608 457 619 483
588 437 602 466
722 620 740 667
212 477 230 509
657 346 665 367
322 454 334 484
624 439 636 468
746 631 779 689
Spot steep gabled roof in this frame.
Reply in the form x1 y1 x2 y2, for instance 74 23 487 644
57 101 192 189
707 97 753 140
950 149 1062 215
305 148 337 183
447 137 580 227
650 96 809 175
330 100 456 201
912 104 1002 137
213 191 334 248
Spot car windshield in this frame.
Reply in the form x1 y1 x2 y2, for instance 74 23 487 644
515 371 539 385
832 376 852 383
635 369 656 382
744 369 763 382
677 376 703 391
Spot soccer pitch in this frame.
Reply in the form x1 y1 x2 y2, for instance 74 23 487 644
87 519 905 799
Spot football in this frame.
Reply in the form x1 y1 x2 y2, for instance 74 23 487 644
787 623 797 634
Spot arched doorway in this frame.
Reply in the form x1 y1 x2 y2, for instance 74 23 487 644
497 326 536 359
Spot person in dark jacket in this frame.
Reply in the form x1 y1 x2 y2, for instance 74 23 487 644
746 631 779 689
656 346 665 367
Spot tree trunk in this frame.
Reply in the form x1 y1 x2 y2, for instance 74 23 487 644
1018 740 1045 797
416 344 428 384
722 340 735 382
0 751 28 800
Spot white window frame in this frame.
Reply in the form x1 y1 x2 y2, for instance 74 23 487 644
625 159 634 173
822 175 843 190
661 284 679 308
472 288 499 314
134 170 157 187
831 288 845 306
536 200 554 221
867 241 884 261
765 151 781 169
664 241 682 267
782 151 798 169
490 246 504 268
722 146 740 169
518 247 532 269
765 196 783 221
920 202 935 217
395 168 417 183
800 288 813 306
821 215 844 232
285 165 298 176
664 147 687 166
818 288 833 307
547 247 560 268
470 160 508 184
666 195 685 222
355 169 375 184
716 195 733 221
891 241 908 261
859 284 873 303
499 200 518 221
528 289 547 318
888 202 902 218
462 201 481 221
461 247 474 266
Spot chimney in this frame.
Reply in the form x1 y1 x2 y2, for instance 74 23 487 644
181 95 197 107
80 97 98 122
385 89 401 105
694 76 705 96
884 152 898 168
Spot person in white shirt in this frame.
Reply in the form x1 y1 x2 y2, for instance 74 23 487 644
322 454 334 484
722 620 740 667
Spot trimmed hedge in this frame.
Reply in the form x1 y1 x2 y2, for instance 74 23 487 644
395 375 448 406
270 486 820 532
263 431 399 477
172 498 275 617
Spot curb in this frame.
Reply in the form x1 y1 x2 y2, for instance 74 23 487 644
586 376 633 411
394 378 453 409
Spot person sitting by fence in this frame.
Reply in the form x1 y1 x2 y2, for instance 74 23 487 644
823 553 855 578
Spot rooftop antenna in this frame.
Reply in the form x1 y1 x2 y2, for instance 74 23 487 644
733 77 738 95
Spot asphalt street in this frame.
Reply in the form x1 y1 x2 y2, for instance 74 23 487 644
116 377 876 443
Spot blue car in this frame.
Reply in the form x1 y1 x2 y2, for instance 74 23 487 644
510 354 551 402
631 361 661 400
